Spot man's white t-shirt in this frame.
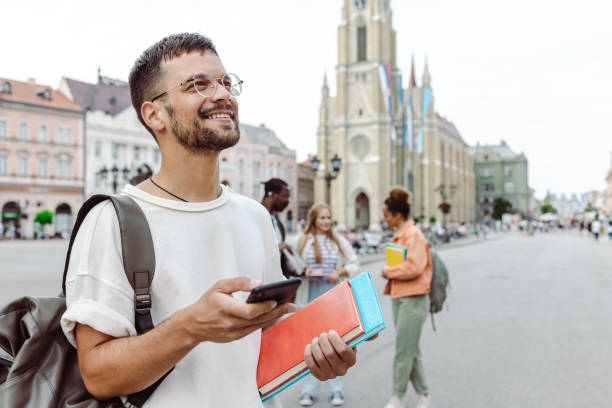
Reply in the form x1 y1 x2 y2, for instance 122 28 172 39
61 184 283 407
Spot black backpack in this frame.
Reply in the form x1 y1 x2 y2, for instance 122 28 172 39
429 249 450 331
0 194 170 407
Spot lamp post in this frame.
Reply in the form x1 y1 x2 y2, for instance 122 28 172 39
310 153 342 205
435 183 457 242
97 165 131 194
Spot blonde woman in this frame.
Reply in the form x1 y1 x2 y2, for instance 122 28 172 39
294 203 359 407
381 188 433 408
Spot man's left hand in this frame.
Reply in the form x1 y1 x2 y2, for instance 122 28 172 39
303 330 357 381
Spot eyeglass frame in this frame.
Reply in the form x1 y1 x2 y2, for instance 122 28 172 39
150 72 243 102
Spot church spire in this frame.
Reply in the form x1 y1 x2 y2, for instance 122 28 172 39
422 57 431 87
409 54 417 88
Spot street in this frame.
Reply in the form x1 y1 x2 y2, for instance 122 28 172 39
1 232 611 407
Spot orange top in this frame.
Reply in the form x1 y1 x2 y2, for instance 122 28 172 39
383 220 432 298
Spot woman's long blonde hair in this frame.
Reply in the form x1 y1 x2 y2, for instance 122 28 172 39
297 202 345 264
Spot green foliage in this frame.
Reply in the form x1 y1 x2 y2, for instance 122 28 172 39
34 210 53 225
429 216 437 223
492 197 513 220
540 203 558 214
584 202 596 213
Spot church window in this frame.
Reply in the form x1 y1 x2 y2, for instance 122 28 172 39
357 26 367 62
359 108 363 117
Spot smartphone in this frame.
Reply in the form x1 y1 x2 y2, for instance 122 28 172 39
246 278 301 304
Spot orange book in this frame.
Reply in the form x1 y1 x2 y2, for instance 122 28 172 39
256 281 363 396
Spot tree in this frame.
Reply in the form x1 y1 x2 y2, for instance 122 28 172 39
492 197 513 220
584 202 596 213
34 210 53 225
540 203 558 214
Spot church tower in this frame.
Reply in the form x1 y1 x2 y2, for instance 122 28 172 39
316 0 401 229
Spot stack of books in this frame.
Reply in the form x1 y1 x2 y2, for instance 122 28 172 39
385 243 408 266
256 272 385 401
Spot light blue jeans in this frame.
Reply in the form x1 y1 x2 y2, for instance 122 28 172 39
301 277 343 396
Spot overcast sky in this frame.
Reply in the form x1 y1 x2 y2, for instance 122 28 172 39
2 0 611 199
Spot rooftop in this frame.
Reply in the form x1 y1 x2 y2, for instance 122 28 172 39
0 77 83 112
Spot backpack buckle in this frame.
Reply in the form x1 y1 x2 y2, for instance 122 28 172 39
135 293 152 312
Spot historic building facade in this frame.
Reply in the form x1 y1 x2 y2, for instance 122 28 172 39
606 152 612 216
468 141 529 219
297 156 315 225
0 77 84 238
59 74 160 198
219 123 298 231
315 0 474 229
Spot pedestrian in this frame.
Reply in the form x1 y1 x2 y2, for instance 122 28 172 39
381 188 433 408
591 217 602 241
61 33 357 407
607 220 612 240
261 177 300 277
294 202 359 407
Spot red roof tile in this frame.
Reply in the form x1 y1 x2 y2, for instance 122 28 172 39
0 77 83 112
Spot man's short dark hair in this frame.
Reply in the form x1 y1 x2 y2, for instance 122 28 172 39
128 33 218 138
262 178 288 196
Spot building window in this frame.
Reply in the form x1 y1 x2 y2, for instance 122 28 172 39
154 148 160 163
19 122 28 142
95 140 102 158
0 154 7 175
38 125 47 143
18 156 28 176
64 127 72 145
0 120 6 140
504 166 513 177
56 127 63 144
65 157 72 179
56 157 63 178
357 25 367 62
482 183 494 192
1 81 11 94
112 143 119 160
481 167 492 177
38 157 47 178
239 158 244 175
504 182 514 194
134 146 141 162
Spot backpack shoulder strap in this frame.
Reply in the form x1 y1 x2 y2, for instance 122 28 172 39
61 194 168 407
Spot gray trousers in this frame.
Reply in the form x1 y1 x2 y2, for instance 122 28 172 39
391 294 429 397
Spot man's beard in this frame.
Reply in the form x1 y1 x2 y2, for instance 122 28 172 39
166 103 240 153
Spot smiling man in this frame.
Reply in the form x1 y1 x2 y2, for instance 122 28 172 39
60 33 357 407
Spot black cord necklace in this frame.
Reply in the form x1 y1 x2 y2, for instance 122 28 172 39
149 177 189 202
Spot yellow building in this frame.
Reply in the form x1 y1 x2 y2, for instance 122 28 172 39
315 0 474 229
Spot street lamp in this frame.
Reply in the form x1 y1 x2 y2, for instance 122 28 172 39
310 153 342 205
435 183 458 242
97 165 131 194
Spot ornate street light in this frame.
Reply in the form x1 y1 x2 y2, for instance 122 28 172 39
311 153 342 205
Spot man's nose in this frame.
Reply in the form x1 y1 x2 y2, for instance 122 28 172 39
210 82 232 102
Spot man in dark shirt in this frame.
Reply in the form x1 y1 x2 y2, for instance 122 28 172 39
261 178 298 278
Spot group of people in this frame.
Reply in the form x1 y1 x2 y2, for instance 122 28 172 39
263 178 433 408
60 32 435 408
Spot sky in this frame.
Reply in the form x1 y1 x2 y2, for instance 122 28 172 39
2 0 611 199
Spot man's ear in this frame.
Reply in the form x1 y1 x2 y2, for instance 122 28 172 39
141 101 166 133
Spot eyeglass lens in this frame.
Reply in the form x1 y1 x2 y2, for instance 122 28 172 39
192 72 242 97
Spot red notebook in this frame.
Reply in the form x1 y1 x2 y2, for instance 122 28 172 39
256 281 363 396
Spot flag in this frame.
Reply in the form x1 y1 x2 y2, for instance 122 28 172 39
378 64 394 142
418 86 433 154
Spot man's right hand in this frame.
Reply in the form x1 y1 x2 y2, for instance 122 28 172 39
180 277 296 344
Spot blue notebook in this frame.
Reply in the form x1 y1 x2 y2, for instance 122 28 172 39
261 272 385 402
347 272 386 347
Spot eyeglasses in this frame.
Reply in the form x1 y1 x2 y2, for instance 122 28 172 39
151 72 243 102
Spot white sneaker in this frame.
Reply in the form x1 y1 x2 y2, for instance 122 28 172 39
384 395 403 408
299 394 314 407
416 395 432 408
330 391 345 406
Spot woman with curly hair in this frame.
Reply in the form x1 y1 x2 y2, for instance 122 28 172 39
294 202 359 407
381 188 433 408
